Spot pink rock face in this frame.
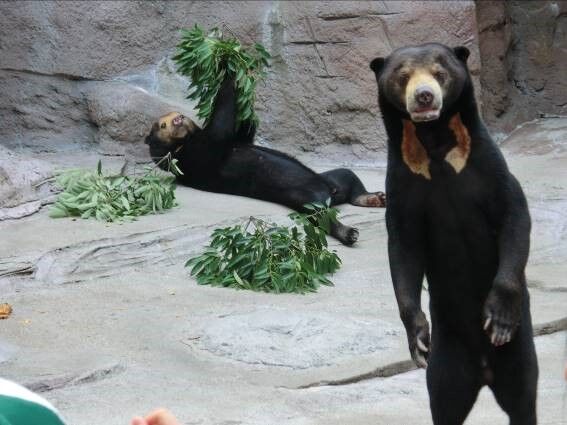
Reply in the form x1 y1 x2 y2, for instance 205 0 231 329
1 1 479 162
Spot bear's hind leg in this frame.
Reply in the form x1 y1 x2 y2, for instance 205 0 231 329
320 168 386 208
329 220 359 246
489 326 538 425
427 337 482 425
284 187 359 246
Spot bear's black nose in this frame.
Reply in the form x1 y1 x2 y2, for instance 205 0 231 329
415 87 434 107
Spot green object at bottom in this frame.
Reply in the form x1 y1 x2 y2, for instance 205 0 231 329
0 395 65 425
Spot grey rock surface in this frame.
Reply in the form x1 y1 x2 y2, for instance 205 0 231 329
477 1 567 133
192 309 397 370
0 119 566 424
2 1 565 160
0 70 96 152
0 1 480 163
0 146 56 220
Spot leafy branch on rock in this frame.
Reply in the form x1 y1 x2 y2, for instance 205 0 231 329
185 202 342 294
173 25 271 127
49 155 183 222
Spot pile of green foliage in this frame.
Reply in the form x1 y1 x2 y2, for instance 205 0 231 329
49 157 182 222
173 25 270 127
185 203 342 294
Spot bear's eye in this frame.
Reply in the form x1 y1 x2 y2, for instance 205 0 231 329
433 71 447 84
398 74 410 86
160 123 166 129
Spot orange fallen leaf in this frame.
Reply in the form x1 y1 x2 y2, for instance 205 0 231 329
0 303 13 320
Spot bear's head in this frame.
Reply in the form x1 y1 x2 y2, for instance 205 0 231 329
145 112 198 159
370 43 471 123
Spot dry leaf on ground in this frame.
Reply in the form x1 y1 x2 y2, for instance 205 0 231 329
0 303 13 319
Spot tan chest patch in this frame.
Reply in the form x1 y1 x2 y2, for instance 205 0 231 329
402 120 431 180
445 113 471 174
401 114 471 179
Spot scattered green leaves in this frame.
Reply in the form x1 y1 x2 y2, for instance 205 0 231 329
173 25 271 127
49 157 182 222
185 202 342 294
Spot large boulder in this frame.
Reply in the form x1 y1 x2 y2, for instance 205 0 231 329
85 79 199 159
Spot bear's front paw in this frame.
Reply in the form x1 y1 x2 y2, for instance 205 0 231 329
483 284 522 347
407 311 430 368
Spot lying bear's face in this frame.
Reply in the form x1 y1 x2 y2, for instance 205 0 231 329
145 112 198 152
370 43 470 122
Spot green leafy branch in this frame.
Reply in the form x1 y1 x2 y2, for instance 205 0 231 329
173 25 271 127
49 156 183 222
185 202 342 294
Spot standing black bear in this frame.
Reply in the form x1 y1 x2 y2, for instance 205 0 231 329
370 43 538 424
145 78 385 246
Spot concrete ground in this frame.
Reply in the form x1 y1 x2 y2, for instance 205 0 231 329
1 118 567 424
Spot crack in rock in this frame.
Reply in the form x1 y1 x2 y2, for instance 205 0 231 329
292 317 567 389
0 257 36 277
0 68 98 82
288 40 349 46
533 317 567 336
317 12 402 21
24 363 126 393
294 359 416 389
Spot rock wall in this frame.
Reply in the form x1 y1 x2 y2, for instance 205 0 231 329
0 1 480 164
476 1 567 135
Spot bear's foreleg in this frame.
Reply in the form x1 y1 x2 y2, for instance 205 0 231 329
386 204 429 368
483 176 531 346
319 168 386 207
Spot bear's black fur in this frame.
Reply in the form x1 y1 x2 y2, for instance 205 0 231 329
370 43 538 424
145 78 386 246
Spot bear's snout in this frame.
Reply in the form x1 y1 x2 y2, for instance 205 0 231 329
415 86 434 108
405 72 443 122
172 115 184 127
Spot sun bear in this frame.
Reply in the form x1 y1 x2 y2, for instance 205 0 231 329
145 78 385 246
370 43 538 424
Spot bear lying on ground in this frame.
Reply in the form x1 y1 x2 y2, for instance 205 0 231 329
370 43 538 424
144 78 385 246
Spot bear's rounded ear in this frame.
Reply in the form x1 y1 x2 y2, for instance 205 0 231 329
453 46 470 63
370 57 385 74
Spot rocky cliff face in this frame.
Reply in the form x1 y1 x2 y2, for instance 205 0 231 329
477 1 567 135
0 1 480 164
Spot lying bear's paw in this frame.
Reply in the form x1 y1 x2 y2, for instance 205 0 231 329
483 284 522 347
368 192 386 208
345 227 359 246
353 192 386 208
